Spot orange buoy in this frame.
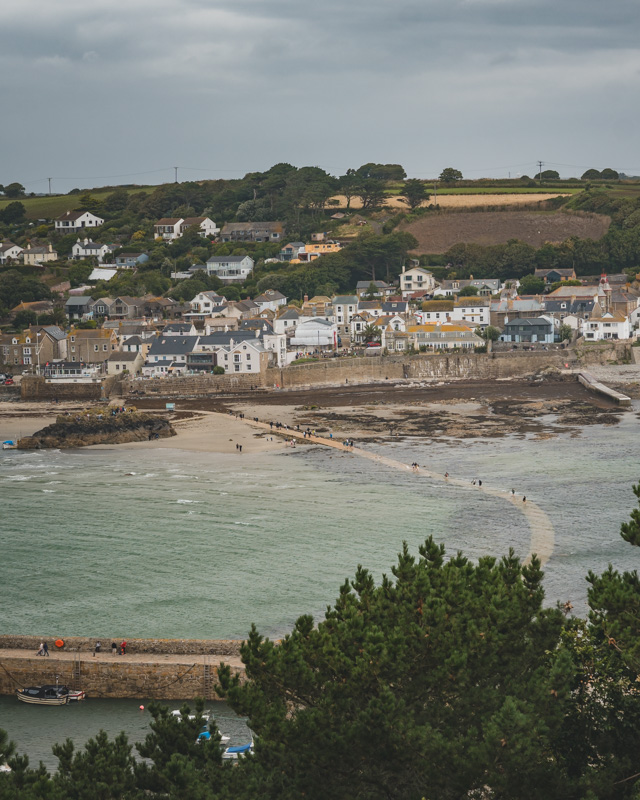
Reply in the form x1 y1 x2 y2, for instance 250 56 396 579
55 639 64 648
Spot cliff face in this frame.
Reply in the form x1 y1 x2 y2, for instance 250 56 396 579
18 410 175 449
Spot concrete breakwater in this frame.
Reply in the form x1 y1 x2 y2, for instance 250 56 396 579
0 636 245 700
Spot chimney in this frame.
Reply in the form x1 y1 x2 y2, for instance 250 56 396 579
205 324 210 335
303 294 309 303
255 328 260 338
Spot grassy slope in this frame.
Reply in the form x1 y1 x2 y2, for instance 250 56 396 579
0 186 154 219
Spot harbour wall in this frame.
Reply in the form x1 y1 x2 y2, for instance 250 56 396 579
17 343 629 401
0 656 238 701
0 636 245 700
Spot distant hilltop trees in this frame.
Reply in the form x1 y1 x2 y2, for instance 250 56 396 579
581 168 620 180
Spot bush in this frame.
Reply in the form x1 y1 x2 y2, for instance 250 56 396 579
212 365 225 374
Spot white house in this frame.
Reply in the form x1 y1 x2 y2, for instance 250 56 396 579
400 266 435 298
451 299 491 329
332 295 359 339
189 291 225 316
216 339 269 374
55 210 104 233
106 350 144 376
0 241 23 264
153 218 183 241
273 308 300 335
205 255 254 283
583 311 631 341
72 238 114 262
290 318 338 350
180 217 219 238
253 290 287 313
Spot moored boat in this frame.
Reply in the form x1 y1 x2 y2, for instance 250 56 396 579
2 440 17 450
222 740 254 760
16 685 86 705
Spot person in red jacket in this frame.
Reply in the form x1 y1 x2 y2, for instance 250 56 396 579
120 640 127 655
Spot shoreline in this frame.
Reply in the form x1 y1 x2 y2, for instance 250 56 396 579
0 375 628 454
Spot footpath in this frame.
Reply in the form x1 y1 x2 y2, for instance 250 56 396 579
243 416 555 567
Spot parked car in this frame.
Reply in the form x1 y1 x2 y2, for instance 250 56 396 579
3 378 15 385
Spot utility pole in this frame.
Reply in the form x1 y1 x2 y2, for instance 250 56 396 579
537 161 543 183
48 178 52 195
433 182 437 207
174 166 178 183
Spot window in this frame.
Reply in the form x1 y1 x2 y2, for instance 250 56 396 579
71 356 76 362
70 336 75 342
23 347 31 355
71 346 75 353
103 344 108 351
116 364 120 370
234 364 240 372
94 345 99 351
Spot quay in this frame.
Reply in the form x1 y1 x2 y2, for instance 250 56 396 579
577 371 631 406
0 636 245 700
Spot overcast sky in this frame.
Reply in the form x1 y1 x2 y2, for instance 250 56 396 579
1 0 639 193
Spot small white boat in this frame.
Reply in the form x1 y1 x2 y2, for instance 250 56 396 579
2 440 17 450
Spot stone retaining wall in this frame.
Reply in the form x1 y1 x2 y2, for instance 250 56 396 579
21 376 103 401
0 656 239 700
0 635 243 657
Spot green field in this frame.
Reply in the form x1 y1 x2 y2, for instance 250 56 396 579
0 186 154 219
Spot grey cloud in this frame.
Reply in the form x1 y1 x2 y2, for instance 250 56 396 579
0 0 638 189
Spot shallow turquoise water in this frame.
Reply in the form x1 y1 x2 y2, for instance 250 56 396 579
2 408 639 639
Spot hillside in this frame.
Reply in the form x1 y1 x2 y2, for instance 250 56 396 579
0 187 154 220
400 210 611 254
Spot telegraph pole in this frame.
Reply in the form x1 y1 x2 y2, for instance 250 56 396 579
537 161 543 183
174 166 178 183
48 177 52 195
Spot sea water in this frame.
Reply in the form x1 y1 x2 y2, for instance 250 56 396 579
1 410 640 639
2 408 640 767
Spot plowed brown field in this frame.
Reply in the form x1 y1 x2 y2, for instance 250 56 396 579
400 210 610 253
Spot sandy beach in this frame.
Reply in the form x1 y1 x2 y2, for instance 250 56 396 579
0 376 624 454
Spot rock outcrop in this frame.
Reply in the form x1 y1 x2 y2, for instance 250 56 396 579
18 408 175 449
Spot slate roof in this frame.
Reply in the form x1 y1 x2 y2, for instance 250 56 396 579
332 295 358 304
382 301 408 313
65 296 93 307
147 336 199 357
108 350 141 362
278 308 300 320
197 331 263 346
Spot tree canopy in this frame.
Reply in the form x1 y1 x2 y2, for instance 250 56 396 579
439 167 463 183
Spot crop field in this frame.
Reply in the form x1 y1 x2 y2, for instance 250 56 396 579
400 210 611 254
0 186 154 219
331 193 573 211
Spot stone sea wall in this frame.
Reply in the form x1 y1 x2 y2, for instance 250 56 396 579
0 636 246 700
0 657 239 701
